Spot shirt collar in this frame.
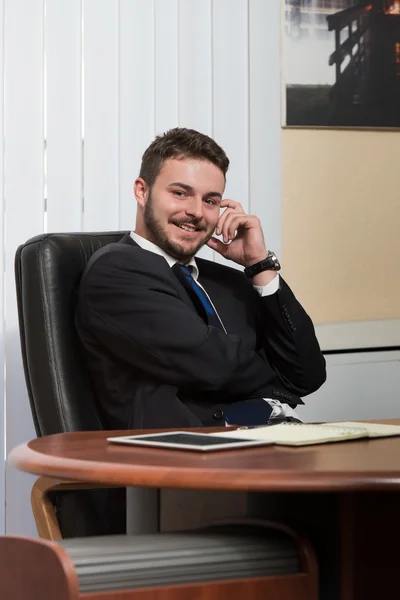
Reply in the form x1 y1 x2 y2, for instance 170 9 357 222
130 231 199 280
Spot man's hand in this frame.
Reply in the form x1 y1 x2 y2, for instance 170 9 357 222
206 199 268 268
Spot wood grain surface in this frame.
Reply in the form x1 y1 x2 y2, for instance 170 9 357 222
0 536 79 600
8 421 400 492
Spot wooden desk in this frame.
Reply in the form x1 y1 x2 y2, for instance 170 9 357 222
9 421 400 600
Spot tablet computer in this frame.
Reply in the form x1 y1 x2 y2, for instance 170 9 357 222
107 431 274 452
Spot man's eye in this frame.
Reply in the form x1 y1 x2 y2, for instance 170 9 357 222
204 198 216 205
173 191 186 197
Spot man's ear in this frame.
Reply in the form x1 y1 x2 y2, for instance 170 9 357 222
134 177 149 208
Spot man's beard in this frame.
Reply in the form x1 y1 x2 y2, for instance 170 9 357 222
143 193 212 261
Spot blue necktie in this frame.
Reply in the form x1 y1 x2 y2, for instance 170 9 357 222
173 264 225 331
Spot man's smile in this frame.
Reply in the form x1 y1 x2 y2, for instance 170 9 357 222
172 222 204 236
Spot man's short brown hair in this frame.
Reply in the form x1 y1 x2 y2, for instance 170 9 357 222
139 127 230 188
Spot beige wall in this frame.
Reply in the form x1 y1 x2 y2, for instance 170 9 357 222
281 129 400 325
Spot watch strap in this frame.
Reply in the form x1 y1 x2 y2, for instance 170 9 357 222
244 251 281 279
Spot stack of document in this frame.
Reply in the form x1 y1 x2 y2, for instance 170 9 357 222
210 421 400 447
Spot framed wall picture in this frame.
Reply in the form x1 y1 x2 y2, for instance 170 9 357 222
282 0 400 128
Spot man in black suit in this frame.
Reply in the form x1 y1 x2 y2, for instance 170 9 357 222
76 127 326 430
76 129 334 598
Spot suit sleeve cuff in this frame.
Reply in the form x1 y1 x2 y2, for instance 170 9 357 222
253 274 280 297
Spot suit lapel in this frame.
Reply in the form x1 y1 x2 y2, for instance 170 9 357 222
196 260 258 342
120 234 201 314
119 235 225 319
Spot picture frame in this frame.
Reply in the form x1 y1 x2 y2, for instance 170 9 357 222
281 0 400 129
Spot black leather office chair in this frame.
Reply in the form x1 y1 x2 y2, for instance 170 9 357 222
15 231 128 539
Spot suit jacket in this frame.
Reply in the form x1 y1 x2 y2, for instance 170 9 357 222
75 234 326 429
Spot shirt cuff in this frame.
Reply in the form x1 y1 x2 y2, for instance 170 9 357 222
253 274 280 297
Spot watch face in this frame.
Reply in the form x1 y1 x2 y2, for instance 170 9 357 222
270 254 281 270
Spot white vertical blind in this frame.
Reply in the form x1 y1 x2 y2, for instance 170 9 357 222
118 0 155 230
0 0 5 535
178 0 214 261
0 0 282 536
212 0 249 267
249 0 281 257
46 0 82 232
83 0 119 231
154 0 179 133
4 0 45 535
178 0 213 134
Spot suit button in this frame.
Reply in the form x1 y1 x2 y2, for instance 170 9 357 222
282 304 288 311
213 409 224 420
273 390 281 397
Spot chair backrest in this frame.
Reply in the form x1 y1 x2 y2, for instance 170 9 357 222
15 231 127 437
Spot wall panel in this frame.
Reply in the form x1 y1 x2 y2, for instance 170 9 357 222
300 351 400 423
282 129 400 339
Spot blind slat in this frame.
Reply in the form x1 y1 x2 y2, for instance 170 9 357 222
249 0 281 256
178 0 214 261
83 0 119 231
118 0 155 230
154 0 179 134
178 0 212 135
46 0 82 232
212 0 249 267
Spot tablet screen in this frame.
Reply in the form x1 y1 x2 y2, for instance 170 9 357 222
123 432 249 446
107 431 273 452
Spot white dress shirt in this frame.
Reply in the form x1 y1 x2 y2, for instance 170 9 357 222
130 231 301 421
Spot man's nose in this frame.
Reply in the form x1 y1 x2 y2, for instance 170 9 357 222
185 196 203 219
